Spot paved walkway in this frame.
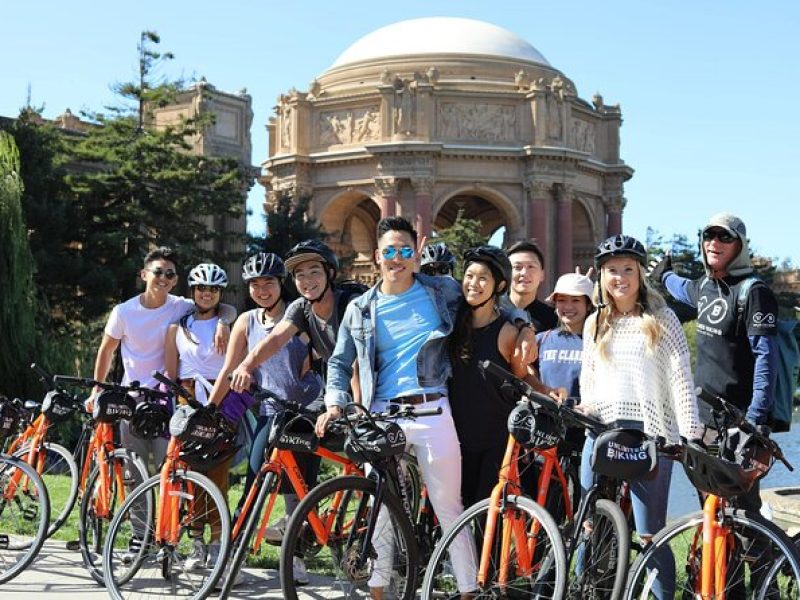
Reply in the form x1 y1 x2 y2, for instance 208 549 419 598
0 542 286 599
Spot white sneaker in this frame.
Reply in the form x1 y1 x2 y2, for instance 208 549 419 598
184 539 208 571
293 556 310 585
121 537 143 565
264 515 288 544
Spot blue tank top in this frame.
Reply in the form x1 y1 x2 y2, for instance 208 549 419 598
245 308 323 416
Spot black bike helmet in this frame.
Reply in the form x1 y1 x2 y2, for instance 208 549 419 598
129 400 171 439
420 242 456 275
682 434 773 498
284 240 339 276
594 234 647 268
507 402 563 451
463 246 512 294
242 252 285 282
92 389 135 423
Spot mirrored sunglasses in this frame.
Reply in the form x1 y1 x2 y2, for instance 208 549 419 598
147 268 177 280
381 246 415 260
702 229 737 244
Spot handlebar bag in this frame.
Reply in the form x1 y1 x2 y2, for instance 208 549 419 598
93 390 135 423
591 428 657 481
41 390 75 423
0 398 20 438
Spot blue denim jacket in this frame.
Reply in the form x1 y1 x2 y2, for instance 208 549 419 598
324 273 462 410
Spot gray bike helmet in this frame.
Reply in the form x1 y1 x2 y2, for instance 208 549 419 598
420 242 456 275
242 252 285 282
594 235 647 268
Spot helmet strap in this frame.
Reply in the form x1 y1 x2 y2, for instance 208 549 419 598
309 276 331 305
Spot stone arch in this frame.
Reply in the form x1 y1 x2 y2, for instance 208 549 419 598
318 189 381 283
433 185 522 244
572 195 596 272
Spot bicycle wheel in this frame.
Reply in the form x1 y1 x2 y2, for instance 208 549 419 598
103 470 230 600
0 454 51 584
421 494 567 600
79 448 148 584
280 474 419 600
625 508 800 599
567 498 629 600
14 441 79 540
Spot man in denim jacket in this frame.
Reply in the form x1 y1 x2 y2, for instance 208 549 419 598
316 217 533 598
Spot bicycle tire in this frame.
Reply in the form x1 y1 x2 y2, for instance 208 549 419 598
102 470 230 600
421 494 567 600
567 498 629 600
215 470 278 597
79 448 148 584
280 474 419 600
624 508 800 599
0 454 51 584
13 441 79 541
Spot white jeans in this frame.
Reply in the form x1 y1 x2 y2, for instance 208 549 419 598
368 398 478 593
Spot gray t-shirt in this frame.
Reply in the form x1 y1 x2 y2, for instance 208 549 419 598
284 289 357 362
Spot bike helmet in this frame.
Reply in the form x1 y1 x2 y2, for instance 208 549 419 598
129 400 171 439
242 252 285 282
284 240 339 276
188 263 228 289
507 401 563 451
594 234 647 268
170 404 239 469
463 246 512 294
420 242 456 275
682 433 773 498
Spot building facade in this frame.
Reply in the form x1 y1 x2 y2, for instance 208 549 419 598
261 17 633 285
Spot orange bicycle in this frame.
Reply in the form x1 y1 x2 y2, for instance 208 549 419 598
102 372 236 599
625 389 800 599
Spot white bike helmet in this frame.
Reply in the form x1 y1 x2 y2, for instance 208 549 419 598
188 263 228 288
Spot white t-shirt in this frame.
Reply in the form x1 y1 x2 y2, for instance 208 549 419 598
105 294 194 387
175 315 226 404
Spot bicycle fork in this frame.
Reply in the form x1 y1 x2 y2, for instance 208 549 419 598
701 494 727 600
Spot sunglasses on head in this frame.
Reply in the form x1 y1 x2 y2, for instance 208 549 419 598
147 268 177 280
194 284 221 293
381 246 415 260
702 229 737 244
421 264 452 276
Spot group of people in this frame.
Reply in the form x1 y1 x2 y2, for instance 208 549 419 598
91 210 780 596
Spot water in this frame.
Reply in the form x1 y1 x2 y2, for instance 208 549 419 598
668 407 800 520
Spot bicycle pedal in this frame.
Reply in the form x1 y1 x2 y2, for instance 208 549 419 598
0 535 8 550
23 505 39 521
66 540 81 551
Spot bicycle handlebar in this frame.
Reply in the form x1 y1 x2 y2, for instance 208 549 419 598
151 371 203 410
695 387 792 471
479 360 606 433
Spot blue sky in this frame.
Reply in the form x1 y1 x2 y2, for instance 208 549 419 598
2 0 797 263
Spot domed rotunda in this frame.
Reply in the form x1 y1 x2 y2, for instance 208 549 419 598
262 17 633 284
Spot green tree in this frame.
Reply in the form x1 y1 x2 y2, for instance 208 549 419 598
0 132 41 396
252 195 328 259
66 30 251 317
432 210 488 279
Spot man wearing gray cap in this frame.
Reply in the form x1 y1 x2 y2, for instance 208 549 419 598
650 212 779 511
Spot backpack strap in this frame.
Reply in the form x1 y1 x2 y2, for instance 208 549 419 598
734 277 761 335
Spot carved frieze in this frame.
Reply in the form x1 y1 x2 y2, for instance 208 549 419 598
376 154 435 179
438 102 517 142
571 119 596 154
317 105 381 146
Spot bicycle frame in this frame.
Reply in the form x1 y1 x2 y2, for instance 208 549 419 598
234 443 361 555
155 436 194 547
83 421 127 519
697 493 730 600
531 445 575 524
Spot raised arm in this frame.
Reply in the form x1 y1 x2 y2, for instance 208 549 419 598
229 319 299 392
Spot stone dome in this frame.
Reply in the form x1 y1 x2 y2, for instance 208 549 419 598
329 17 550 70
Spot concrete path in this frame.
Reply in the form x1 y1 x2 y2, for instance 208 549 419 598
0 542 287 599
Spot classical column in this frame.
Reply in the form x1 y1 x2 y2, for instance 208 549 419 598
374 177 398 218
411 177 435 239
526 181 550 246
605 195 625 237
556 184 574 276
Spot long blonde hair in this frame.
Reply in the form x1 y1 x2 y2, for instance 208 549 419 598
588 263 667 361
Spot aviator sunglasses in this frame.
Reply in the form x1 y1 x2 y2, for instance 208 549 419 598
702 229 737 244
147 268 177 280
381 246 415 260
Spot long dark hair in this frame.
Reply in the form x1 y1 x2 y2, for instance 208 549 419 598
448 259 503 365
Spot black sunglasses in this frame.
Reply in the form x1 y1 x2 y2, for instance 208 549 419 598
702 229 737 244
194 284 221 293
421 264 452 276
147 268 177 280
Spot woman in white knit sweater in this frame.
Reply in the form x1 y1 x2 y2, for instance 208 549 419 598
579 234 703 599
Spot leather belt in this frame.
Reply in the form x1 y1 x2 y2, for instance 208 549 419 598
390 392 444 406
